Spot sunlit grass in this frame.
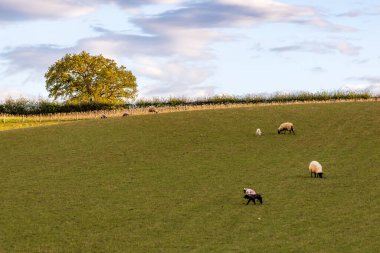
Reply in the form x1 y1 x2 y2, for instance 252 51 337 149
0 119 60 131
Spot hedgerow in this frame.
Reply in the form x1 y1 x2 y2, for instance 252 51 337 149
0 91 374 115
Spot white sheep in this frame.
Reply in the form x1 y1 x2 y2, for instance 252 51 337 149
277 122 295 134
309 161 323 178
244 188 256 195
256 128 262 136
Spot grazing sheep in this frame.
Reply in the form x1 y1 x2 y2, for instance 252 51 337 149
122 112 129 117
309 161 323 178
243 188 263 205
148 106 158 114
256 128 262 136
244 194 263 205
277 122 295 134
100 114 107 119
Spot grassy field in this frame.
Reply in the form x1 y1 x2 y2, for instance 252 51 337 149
0 102 379 252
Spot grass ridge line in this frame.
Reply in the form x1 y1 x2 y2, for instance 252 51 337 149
1 98 378 124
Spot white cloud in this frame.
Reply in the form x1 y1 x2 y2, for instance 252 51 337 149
134 57 165 79
0 89 26 101
131 0 353 34
113 0 185 6
341 83 380 95
1 45 68 74
0 0 94 20
311 67 325 73
342 76 380 95
270 41 360 56
77 26 224 60
0 0 352 34
217 0 316 18
337 7 380 17
134 57 216 98
159 28 223 59
336 41 360 55
0 0 189 22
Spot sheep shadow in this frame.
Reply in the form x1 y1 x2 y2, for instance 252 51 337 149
294 175 328 180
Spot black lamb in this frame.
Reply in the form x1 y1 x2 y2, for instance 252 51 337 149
244 194 263 205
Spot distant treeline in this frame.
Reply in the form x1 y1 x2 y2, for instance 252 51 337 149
0 91 374 115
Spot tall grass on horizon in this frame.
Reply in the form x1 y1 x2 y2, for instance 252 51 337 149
135 90 373 107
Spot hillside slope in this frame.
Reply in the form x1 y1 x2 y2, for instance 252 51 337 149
0 102 379 252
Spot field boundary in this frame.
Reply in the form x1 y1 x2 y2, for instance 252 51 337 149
1 98 378 123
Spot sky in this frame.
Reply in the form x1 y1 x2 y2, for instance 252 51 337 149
0 0 380 101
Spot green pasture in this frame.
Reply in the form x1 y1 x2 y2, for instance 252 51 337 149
0 102 379 252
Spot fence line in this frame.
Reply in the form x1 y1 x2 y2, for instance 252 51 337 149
1 98 378 124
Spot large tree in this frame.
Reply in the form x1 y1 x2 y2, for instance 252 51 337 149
45 51 137 103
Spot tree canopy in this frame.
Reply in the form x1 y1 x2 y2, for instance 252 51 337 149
45 51 137 103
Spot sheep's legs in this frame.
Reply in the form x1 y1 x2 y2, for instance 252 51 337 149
246 196 262 205
246 198 256 205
